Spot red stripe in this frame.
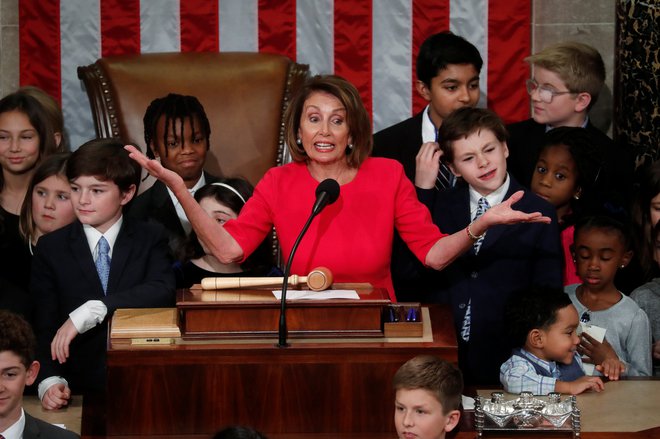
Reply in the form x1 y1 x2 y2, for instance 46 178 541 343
487 0 531 124
258 0 295 60
181 0 219 52
412 0 450 115
101 0 140 57
19 0 61 102
334 0 373 117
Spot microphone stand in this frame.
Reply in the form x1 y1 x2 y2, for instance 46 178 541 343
276 212 317 348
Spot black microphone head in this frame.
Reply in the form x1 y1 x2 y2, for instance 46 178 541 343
316 178 340 204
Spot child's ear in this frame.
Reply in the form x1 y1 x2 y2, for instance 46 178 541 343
54 132 62 147
502 141 509 159
25 360 40 386
448 163 461 178
573 92 592 113
444 409 461 433
527 328 545 349
620 249 634 269
415 80 432 102
120 184 137 206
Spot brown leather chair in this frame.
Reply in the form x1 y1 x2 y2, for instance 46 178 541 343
77 51 309 188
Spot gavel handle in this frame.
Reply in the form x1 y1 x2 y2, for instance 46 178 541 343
200 275 305 290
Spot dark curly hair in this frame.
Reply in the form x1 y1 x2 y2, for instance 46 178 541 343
143 93 211 159
505 287 574 350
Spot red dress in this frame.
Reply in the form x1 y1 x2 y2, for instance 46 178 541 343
223 158 446 300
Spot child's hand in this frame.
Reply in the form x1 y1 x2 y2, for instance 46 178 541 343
51 318 79 364
415 142 442 189
41 383 71 410
555 376 605 395
653 340 660 360
596 359 626 380
579 332 617 365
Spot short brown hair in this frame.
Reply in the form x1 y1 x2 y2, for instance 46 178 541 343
393 355 463 414
66 138 141 193
438 107 508 164
0 310 36 368
283 75 372 168
526 42 605 108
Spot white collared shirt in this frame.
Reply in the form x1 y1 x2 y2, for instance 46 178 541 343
166 173 206 235
68 217 124 334
469 173 510 220
1 408 25 439
422 104 438 143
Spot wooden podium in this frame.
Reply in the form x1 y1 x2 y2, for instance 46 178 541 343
99 287 457 437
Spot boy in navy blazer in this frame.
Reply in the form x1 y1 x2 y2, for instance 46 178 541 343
127 94 219 255
373 32 482 183
415 108 563 385
31 139 175 410
372 32 482 300
0 310 79 438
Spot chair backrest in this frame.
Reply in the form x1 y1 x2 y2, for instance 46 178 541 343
77 52 309 189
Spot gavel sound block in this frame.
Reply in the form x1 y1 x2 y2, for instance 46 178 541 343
200 267 333 291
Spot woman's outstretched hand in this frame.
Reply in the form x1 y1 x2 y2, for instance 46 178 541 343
124 144 184 190
482 190 551 228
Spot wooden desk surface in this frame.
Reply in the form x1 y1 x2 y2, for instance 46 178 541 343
24 395 82 435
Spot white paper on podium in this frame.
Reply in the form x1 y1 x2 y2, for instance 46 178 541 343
272 290 360 300
579 322 607 375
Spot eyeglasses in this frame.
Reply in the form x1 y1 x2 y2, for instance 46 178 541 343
525 79 576 103
580 311 590 323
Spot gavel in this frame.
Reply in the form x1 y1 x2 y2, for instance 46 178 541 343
200 267 333 292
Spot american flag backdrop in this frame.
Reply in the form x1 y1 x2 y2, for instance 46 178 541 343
19 0 531 150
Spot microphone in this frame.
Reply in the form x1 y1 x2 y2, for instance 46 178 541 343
312 178 340 216
277 178 340 347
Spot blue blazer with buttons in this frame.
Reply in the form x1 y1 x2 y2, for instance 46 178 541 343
419 176 563 385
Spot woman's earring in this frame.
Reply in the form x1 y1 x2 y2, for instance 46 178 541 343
573 194 580 200
296 138 302 145
347 143 354 150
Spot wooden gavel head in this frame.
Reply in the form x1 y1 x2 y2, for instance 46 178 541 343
306 266 333 291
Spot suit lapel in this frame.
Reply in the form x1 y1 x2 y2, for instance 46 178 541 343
68 222 103 294
150 182 186 237
22 413 39 439
107 219 133 294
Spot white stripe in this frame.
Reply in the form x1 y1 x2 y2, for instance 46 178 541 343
296 0 333 75
219 0 258 51
141 0 180 53
60 0 100 150
372 0 412 132
450 0 488 108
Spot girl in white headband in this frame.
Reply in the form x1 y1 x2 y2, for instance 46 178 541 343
174 178 279 287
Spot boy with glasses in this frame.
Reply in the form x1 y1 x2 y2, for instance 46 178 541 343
507 42 632 212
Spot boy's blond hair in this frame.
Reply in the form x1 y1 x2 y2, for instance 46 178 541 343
393 355 463 414
526 42 605 109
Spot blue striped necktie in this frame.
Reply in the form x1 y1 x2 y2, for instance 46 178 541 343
460 197 490 342
473 197 490 254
